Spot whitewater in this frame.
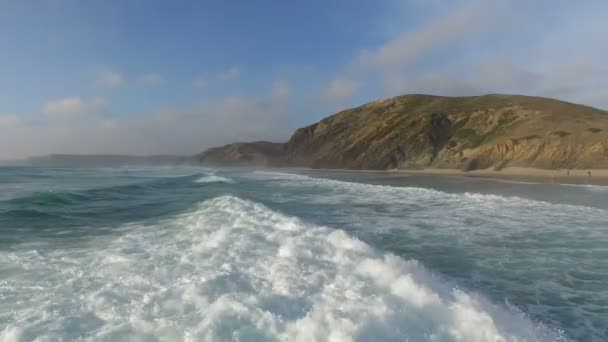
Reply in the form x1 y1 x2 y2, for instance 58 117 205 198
0 167 606 341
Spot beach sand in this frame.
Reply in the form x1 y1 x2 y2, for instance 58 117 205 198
392 167 608 185
292 167 608 186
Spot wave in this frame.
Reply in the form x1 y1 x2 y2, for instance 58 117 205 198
7 190 92 207
4 173 201 207
250 170 606 214
562 183 608 192
195 174 235 184
0 195 565 341
0 208 65 220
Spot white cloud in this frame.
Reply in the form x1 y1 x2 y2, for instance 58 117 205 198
4 2 608 160
319 1 608 110
320 2 491 101
97 70 167 87
271 80 289 98
192 76 207 88
326 78 361 104
138 73 165 86
0 114 24 127
0 85 295 159
217 66 240 81
97 70 126 87
356 4 486 72
42 96 106 118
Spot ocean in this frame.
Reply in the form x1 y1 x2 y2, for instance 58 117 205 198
0 166 606 341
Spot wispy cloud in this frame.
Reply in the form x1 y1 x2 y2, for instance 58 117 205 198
271 80 289 98
97 70 166 87
0 114 24 127
192 76 207 88
2 1 608 161
336 2 498 96
217 66 240 81
0 83 294 159
356 4 486 72
322 1 608 109
42 96 106 118
325 78 361 104
138 73 165 86
96 70 126 88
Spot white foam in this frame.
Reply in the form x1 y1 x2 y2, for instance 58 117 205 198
0 196 565 341
252 170 312 181
562 183 608 192
195 174 235 184
248 170 606 214
0 327 23 342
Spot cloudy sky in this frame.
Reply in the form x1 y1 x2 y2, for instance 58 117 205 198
0 0 607 160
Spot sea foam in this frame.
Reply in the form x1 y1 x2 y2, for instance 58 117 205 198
195 174 235 184
0 195 565 341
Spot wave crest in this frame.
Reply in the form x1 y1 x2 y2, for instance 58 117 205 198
0 195 565 341
195 175 235 184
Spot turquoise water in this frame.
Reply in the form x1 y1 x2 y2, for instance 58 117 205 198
0 167 606 341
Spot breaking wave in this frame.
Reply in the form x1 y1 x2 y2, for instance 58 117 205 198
0 196 565 341
250 170 606 213
195 174 235 184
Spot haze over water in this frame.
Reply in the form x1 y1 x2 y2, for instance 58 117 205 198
0 166 606 341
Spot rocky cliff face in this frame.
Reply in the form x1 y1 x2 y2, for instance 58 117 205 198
197 94 608 170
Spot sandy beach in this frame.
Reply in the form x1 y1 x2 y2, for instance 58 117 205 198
391 167 608 185
293 167 608 186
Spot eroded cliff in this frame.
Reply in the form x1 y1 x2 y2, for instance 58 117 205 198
198 94 608 170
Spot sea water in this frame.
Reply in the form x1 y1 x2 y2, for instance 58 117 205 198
0 166 606 341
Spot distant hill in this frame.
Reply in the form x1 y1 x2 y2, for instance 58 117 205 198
25 154 194 168
197 94 608 170
198 141 285 167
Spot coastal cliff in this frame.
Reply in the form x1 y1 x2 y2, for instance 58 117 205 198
197 94 608 170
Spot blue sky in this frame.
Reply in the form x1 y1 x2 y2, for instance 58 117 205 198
0 0 607 159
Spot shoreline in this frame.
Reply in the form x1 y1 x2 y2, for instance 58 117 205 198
290 166 608 186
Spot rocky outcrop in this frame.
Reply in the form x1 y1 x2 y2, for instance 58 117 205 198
197 94 608 170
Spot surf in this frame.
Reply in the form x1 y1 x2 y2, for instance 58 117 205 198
195 174 235 184
0 195 565 341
